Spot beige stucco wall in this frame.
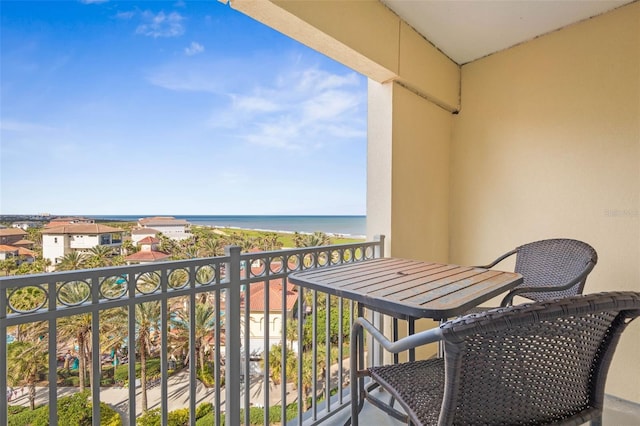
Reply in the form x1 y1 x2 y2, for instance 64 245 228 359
232 0 640 402
230 0 459 110
450 2 640 401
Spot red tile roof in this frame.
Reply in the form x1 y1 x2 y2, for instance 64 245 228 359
137 236 160 244
17 247 36 257
0 245 18 253
125 251 171 262
242 280 298 312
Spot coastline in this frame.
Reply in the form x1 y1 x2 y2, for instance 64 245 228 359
205 224 366 240
90 215 367 238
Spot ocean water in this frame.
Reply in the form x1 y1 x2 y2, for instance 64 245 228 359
89 215 366 237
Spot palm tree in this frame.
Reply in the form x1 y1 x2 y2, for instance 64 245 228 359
257 233 283 252
86 245 114 268
158 234 180 257
120 239 137 256
262 343 298 398
0 258 17 275
171 302 218 379
7 338 47 410
285 319 299 351
295 232 332 248
57 279 93 392
136 301 161 412
198 237 224 257
56 251 87 271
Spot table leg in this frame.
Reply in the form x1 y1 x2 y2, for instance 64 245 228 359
438 319 445 358
349 304 366 426
392 318 399 365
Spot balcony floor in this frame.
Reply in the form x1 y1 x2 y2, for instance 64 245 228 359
323 389 640 426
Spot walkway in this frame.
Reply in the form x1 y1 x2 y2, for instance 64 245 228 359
8 370 294 420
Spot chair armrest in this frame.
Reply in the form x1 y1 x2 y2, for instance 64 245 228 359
353 317 443 354
474 249 517 270
500 260 596 306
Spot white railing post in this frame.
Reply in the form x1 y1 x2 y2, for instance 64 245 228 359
225 246 242 425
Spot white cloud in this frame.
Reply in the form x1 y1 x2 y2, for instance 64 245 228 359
184 41 204 56
136 11 185 38
230 67 366 150
146 53 366 151
0 119 57 133
231 95 280 113
116 11 135 20
147 66 222 93
80 0 109 4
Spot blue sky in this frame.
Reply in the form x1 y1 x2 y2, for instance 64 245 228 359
0 1 367 216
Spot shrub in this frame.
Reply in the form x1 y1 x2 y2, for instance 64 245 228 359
8 406 45 426
195 402 213 419
195 412 224 426
100 402 122 426
7 405 27 415
136 408 161 426
168 408 189 426
57 391 93 425
8 392 121 426
114 358 162 384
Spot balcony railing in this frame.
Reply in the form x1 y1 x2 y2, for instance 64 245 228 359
1 237 385 426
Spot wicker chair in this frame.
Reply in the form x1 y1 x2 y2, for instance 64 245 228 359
474 238 597 308
350 292 640 426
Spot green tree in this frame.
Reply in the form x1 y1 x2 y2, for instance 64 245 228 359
198 236 225 257
171 302 218 380
136 301 161 412
86 245 115 268
56 251 87 271
262 343 297 386
286 319 299 351
57 280 91 391
26 227 43 246
7 339 48 410
0 257 17 275
120 239 137 256
256 233 283 252
158 234 180 257
14 258 51 275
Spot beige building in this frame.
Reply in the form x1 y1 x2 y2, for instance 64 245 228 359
231 0 640 403
125 236 171 264
136 216 191 241
41 223 123 267
0 228 27 246
243 279 298 356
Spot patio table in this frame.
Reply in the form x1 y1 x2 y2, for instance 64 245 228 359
289 257 523 423
288 257 523 321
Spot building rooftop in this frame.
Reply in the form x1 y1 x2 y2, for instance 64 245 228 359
0 228 27 237
139 216 190 226
42 224 123 235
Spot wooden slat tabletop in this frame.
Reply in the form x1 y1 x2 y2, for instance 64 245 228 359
289 258 523 320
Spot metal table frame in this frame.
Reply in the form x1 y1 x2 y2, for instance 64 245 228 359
289 257 523 423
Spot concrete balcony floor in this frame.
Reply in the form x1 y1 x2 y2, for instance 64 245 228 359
323 389 640 426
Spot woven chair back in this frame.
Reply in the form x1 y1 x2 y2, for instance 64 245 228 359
439 292 640 426
514 239 597 302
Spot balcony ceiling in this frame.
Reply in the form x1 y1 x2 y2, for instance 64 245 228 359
381 0 635 64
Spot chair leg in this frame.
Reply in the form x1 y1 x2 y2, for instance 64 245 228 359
350 319 363 426
590 415 603 426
